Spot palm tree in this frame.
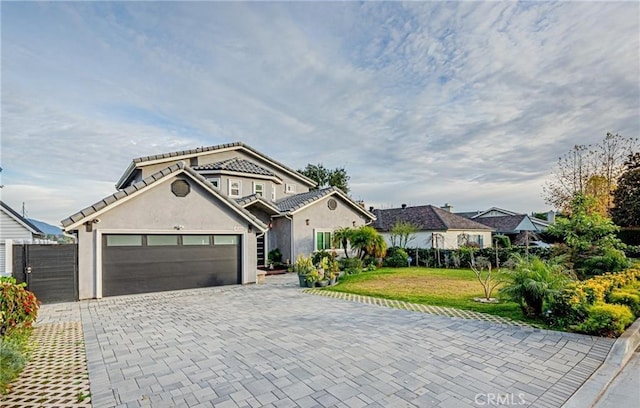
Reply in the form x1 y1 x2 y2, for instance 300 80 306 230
349 225 387 260
332 227 353 258
500 255 572 317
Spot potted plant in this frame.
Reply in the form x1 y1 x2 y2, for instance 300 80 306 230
317 277 330 287
330 259 343 279
295 254 315 287
305 270 320 288
328 272 337 286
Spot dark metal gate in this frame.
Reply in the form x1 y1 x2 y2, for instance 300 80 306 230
12 244 78 303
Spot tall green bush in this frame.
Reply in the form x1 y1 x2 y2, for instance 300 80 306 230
383 247 409 267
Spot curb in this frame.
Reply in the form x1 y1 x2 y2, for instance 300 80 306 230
562 317 640 408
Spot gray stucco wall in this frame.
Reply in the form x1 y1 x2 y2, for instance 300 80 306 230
76 175 258 299
269 217 292 264
292 195 370 260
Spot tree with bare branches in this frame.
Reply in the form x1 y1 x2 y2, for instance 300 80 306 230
543 133 637 215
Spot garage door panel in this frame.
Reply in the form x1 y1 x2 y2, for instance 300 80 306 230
102 234 241 297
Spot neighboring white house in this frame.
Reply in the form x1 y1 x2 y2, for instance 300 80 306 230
372 204 494 249
0 200 44 276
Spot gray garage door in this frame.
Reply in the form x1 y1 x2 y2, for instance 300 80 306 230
102 234 241 297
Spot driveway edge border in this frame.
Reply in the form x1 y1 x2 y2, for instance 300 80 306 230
562 317 640 408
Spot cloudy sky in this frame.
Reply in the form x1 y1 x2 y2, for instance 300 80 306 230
2 1 639 225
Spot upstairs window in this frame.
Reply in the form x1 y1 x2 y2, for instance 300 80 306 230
254 182 265 197
285 184 296 194
228 179 241 197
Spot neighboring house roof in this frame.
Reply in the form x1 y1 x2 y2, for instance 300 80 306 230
456 211 481 219
472 214 538 233
275 187 376 220
0 200 43 236
236 194 281 215
467 206 551 229
194 157 278 179
116 142 317 189
62 162 268 232
374 205 493 232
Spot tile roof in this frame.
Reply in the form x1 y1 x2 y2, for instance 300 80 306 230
132 142 243 163
0 200 43 235
194 158 276 177
235 194 281 214
274 187 376 221
117 141 316 189
61 162 267 231
374 205 493 232
276 187 337 213
473 215 537 232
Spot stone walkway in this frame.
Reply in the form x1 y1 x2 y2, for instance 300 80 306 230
1 321 91 407
303 288 539 328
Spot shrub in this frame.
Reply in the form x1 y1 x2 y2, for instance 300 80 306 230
500 256 571 317
340 257 363 275
0 277 39 337
383 247 409 268
267 248 282 264
0 329 32 393
623 245 640 259
573 303 634 337
547 283 590 328
608 290 640 316
582 248 629 277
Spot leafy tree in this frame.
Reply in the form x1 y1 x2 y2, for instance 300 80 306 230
548 193 626 276
611 153 640 227
389 221 418 248
543 133 637 214
299 163 350 194
327 167 350 194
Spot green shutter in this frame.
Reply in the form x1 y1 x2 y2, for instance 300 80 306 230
316 231 324 251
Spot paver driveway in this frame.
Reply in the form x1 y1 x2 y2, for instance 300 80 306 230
44 275 614 408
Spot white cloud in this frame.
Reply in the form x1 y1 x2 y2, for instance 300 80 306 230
1 1 638 223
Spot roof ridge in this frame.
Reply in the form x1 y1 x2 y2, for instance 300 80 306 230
429 205 449 229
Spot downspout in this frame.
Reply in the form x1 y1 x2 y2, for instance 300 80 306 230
284 214 294 264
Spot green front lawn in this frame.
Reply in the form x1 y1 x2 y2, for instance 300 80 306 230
327 267 544 325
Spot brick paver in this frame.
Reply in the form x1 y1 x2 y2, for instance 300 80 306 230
32 274 614 407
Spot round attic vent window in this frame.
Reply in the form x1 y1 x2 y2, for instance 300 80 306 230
327 198 338 210
171 180 190 197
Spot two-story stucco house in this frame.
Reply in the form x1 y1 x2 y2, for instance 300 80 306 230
62 142 375 299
